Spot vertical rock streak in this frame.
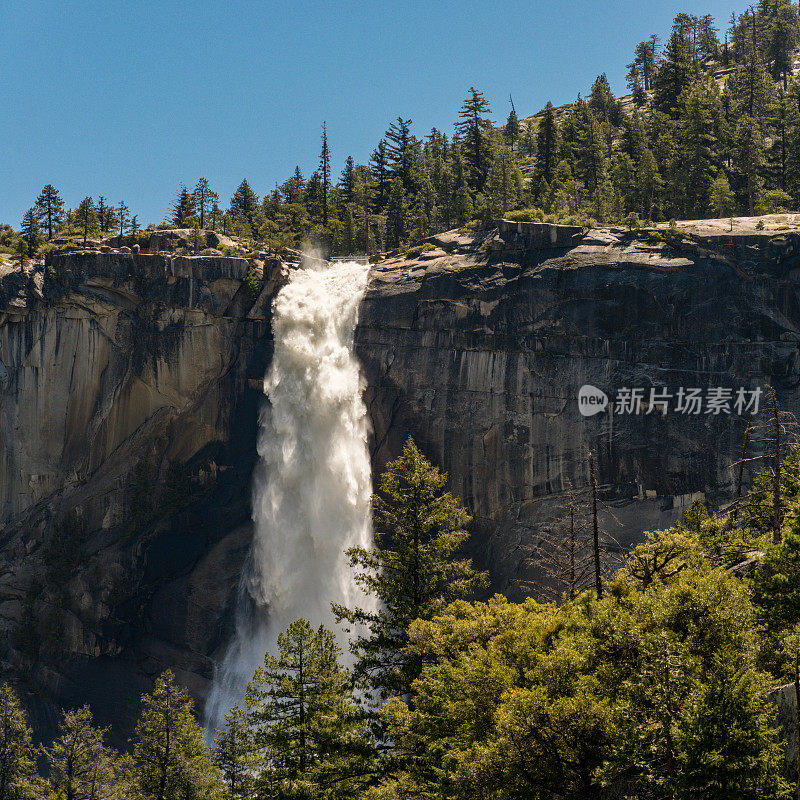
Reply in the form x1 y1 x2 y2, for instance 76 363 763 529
206 260 373 730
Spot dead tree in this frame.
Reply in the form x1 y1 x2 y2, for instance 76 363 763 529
731 387 799 542
526 453 622 603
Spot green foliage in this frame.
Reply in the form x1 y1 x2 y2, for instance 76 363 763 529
334 438 488 705
403 242 435 259
382 566 787 800
130 671 222 800
43 705 119 800
0 683 36 800
241 619 374 799
242 265 261 301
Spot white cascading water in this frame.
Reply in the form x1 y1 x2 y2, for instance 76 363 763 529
205 258 374 732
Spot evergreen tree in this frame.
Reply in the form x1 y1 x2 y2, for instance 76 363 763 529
130 671 222 800
117 201 129 239
385 176 407 249
678 81 722 218
653 23 696 116
20 208 41 257
369 140 392 211
211 706 251 800
193 178 218 230
128 215 140 236
341 204 356 255
710 170 737 217
520 119 537 159
34 184 65 240
75 197 99 247
455 87 493 189
504 107 520 151
339 155 355 205
634 38 658 91
0 684 35 800
333 438 488 704
319 122 331 227
697 14 720 59
636 147 663 221
384 118 417 192
245 620 373 799
228 179 259 226
280 167 305 205
734 115 767 215
535 102 559 186
767 0 799 89
170 185 197 228
43 705 117 800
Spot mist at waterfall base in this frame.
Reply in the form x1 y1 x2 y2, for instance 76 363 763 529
205 259 374 732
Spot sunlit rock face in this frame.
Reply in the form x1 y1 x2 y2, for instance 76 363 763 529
356 224 800 596
2 223 800 740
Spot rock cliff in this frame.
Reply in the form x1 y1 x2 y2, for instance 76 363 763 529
2 221 800 739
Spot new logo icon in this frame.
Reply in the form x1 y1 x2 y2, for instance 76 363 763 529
578 385 608 417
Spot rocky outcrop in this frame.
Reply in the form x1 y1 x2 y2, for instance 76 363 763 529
2 222 800 739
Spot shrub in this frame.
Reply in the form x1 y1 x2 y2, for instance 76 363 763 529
243 265 262 300
505 207 545 223
404 242 436 259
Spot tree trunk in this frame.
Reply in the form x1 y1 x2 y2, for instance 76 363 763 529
590 453 602 599
733 414 752 522
773 391 783 544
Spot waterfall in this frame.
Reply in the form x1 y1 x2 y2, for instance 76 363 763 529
205 258 374 732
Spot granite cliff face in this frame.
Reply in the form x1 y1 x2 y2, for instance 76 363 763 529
356 222 800 595
2 222 800 737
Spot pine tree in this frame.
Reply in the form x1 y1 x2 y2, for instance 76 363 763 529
130 671 222 800
44 705 118 800
75 197 99 247
34 184 65 240
245 620 374 799
319 122 331 227
634 38 658 91
20 208 41 257
128 215 140 236
455 87 493 189
117 201 129 239
385 176 407 249
339 155 355 205
280 168 305 205
575 101 607 219
504 107 520 151
211 706 251 800
97 197 109 233
384 118 417 192
0 684 36 800
333 438 488 703
370 140 392 211
520 119 537 159
678 81 722 218
697 14 720 59
636 147 664 221
341 205 356 255
535 102 559 186
767 0 799 89
170 185 197 228
653 24 696 116
193 178 218 230
710 170 737 218
734 115 767 216
229 179 259 226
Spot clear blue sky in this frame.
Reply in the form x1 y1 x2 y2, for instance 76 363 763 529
1 0 748 227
